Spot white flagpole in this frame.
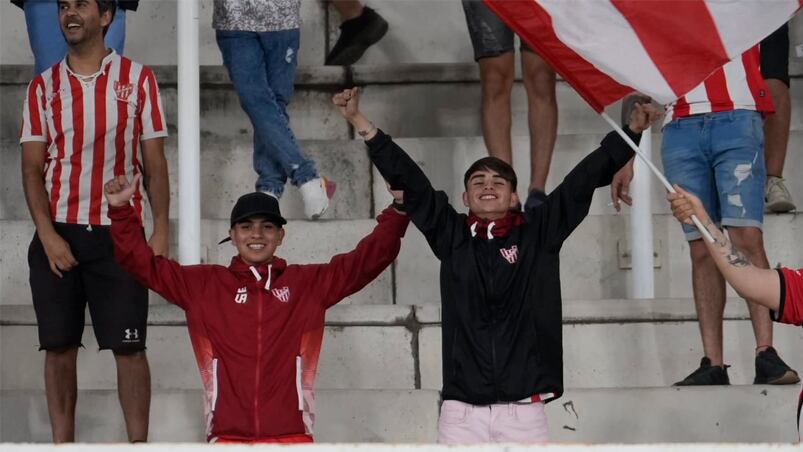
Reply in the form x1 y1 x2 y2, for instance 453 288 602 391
600 112 715 244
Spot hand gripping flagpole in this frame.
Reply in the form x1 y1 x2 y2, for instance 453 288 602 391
600 112 715 244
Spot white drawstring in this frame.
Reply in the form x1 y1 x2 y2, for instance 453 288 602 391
265 264 272 290
470 222 478 238
249 266 261 281
487 221 496 240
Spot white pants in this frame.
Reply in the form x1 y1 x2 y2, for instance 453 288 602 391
437 399 550 444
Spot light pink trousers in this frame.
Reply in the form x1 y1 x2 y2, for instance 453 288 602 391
437 399 550 444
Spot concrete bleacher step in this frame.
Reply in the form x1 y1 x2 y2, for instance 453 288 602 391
4 300 803 392
4 130 803 222
0 385 797 443
0 218 395 307
2 213 802 307
6 62 803 143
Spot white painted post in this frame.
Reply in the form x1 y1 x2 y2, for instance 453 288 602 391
177 0 201 264
630 128 655 299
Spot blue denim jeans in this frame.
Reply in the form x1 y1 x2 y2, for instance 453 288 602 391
661 110 766 241
216 29 318 196
24 0 126 75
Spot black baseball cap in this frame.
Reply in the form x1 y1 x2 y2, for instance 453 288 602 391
218 192 287 244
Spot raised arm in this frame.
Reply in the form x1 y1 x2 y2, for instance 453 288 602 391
314 202 410 308
332 88 462 258
105 174 197 310
536 103 658 250
668 185 780 311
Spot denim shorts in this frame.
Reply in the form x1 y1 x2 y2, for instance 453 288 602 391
462 0 532 60
661 110 766 241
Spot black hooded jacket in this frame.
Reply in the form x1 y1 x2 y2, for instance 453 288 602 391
366 128 640 404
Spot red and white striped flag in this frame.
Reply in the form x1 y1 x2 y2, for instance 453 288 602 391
484 0 801 111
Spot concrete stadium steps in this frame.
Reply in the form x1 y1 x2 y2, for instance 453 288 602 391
0 218 396 307
4 301 803 392
393 213 803 304
4 0 803 71
4 130 803 222
0 137 373 222
6 63 803 143
1 385 797 443
2 214 802 307
0 388 440 443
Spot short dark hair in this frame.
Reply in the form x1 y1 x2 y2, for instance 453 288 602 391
463 157 517 191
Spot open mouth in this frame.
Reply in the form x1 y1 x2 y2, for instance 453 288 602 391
247 244 266 251
66 23 82 30
479 194 498 201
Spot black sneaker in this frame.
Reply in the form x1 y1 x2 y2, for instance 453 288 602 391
754 346 800 384
524 188 547 212
326 6 389 66
673 357 730 386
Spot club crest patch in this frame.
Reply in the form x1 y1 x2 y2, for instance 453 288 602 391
271 286 290 303
114 81 134 102
500 245 518 264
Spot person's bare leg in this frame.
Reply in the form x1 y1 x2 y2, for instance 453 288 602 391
689 240 727 365
521 50 557 191
478 53 515 164
331 0 363 21
44 347 79 443
764 79 790 178
726 227 773 351
114 350 151 442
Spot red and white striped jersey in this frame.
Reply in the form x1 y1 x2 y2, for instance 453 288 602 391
20 50 167 226
664 47 774 125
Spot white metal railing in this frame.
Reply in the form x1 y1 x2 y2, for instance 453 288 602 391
1 443 800 451
177 0 201 264
630 127 655 298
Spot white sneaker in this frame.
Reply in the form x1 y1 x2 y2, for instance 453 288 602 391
765 176 796 213
260 190 279 200
299 177 336 220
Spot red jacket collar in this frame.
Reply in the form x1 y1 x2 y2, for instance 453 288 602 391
228 255 287 285
466 210 524 239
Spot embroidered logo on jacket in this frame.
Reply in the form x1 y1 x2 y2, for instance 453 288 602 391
500 245 519 264
271 287 290 303
114 81 134 102
234 287 248 304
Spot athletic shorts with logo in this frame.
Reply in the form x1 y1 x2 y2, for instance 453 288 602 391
28 222 148 351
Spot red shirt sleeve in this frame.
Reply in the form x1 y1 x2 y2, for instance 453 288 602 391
772 267 803 326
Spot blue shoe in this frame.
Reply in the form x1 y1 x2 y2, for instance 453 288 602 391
524 188 547 212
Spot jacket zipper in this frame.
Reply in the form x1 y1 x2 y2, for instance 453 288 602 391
254 286 263 436
485 240 501 400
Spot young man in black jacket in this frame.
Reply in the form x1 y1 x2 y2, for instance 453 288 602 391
333 88 659 444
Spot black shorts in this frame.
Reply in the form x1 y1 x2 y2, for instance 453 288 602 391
761 23 790 87
462 0 533 61
28 222 148 351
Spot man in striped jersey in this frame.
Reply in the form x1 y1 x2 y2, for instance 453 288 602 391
612 49 799 387
19 0 169 443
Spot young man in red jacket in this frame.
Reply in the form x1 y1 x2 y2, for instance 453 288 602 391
103 174 409 443
668 185 803 435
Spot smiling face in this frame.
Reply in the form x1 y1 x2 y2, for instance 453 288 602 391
462 169 519 220
58 0 111 46
229 217 285 266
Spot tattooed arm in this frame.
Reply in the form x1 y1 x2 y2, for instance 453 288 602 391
667 185 780 311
